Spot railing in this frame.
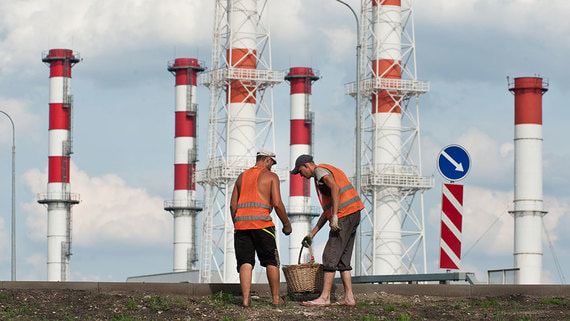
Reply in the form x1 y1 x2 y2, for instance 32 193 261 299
345 77 430 96
287 205 321 216
199 67 285 87
360 164 434 190
196 157 288 184
487 268 519 284
164 199 204 211
37 193 80 204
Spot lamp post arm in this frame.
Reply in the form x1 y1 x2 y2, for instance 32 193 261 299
334 0 362 275
0 110 16 281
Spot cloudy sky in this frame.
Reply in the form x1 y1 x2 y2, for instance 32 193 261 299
0 0 568 283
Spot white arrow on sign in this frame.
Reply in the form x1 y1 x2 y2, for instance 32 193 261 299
441 150 464 172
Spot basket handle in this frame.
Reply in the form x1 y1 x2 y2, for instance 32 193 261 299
298 245 315 264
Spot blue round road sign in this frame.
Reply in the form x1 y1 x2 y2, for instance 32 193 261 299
437 144 471 181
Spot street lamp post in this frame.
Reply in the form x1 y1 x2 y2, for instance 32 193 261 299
335 0 362 275
0 110 16 281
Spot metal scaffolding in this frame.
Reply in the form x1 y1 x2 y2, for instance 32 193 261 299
345 0 433 276
197 0 283 283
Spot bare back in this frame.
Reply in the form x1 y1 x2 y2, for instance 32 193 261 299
256 168 278 207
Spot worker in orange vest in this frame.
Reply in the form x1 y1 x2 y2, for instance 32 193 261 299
230 149 292 307
290 154 364 307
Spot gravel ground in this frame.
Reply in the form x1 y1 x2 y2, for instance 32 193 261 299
0 288 568 320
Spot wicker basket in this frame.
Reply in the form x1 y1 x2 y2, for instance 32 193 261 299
282 246 324 293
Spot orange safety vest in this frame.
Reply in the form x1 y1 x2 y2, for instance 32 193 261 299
234 167 275 230
314 164 364 219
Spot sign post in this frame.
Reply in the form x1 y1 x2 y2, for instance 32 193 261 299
437 145 471 270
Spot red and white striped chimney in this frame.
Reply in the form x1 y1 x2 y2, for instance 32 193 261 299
38 48 81 281
509 76 548 284
285 67 319 263
372 0 403 274
165 58 204 272
227 0 257 166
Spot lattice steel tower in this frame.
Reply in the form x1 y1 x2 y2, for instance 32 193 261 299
346 0 433 275
198 0 284 283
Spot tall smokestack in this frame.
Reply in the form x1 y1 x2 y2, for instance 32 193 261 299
198 0 283 282
346 0 432 275
38 49 81 281
285 67 319 263
509 76 548 284
165 58 204 272
371 0 403 274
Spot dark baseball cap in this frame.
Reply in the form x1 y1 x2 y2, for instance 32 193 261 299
290 154 313 174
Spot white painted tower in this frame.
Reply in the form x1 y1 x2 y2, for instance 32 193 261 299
285 67 320 263
198 0 283 283
346 0 432 275
165 58 205 272
508 76 548 284
38 49 81 281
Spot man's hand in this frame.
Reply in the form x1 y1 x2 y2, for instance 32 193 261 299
302 234 313 248
282 222 292 235
329 214 341 232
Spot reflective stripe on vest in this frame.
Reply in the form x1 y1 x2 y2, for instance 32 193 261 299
322 184 357 211
234 215 273 222
234 166 274 230
323 194 362 212
237 202 272 210
315 164 364 218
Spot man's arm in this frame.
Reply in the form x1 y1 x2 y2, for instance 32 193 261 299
269 172 289 226
321 174 340 216
309 211 328 237
321 173 341 231
230 174 242 223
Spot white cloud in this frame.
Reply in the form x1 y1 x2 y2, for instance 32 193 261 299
422 127 514 186
19 253 46 281
0 217 9 263
21 162 170 246
429 184 568 264
429 185 514 256
0 98 42 147
0 0 213 74
416 0 570 45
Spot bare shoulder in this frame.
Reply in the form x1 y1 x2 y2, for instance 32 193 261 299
235 173 243 186
260 169 279 181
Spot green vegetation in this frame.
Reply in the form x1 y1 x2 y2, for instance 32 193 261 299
127 297 138 309
453 300 463 309
111 315 143 321
540 297 567 305
360 315 379 321
211 291 235 304
400 302 412 308
397 312 411 321
148 295 170 312
383 303 396 312
0 293 10 301
210 290 236 309
471 297 499 308
356 301 371 307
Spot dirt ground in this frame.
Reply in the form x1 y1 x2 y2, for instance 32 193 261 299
0 288 568 320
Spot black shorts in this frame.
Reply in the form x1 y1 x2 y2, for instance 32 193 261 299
234 226 280 272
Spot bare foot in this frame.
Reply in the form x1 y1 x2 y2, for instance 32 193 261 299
333 299 356 307
272 297 285 306
301 297 330 306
